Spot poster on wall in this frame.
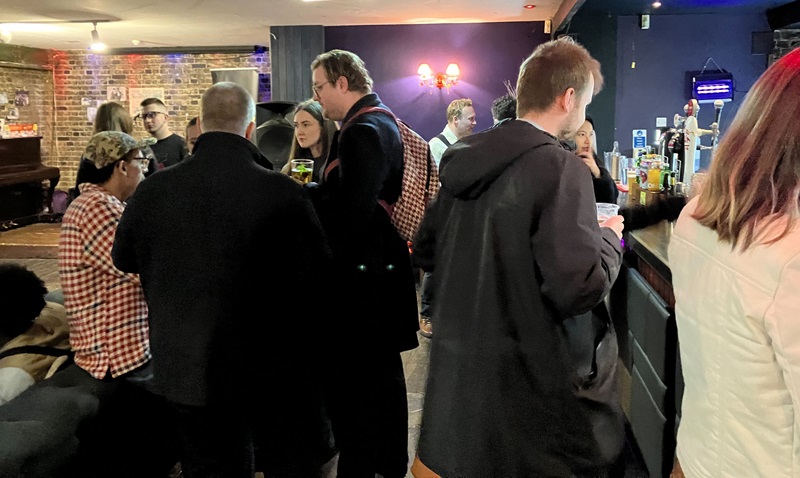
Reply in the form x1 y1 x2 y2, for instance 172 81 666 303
87 107 98 123
128 87 164 116
0 93 8 105
7 107 19 120
107 87 127 103
15 90 29 107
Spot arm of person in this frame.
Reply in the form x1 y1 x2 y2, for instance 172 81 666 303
111 194 141 275
335 123 393 242
532 152 623 317
765 253 800 421
620 196 687 232
412 195 447 272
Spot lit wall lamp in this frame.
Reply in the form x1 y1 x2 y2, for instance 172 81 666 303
417 62 460 89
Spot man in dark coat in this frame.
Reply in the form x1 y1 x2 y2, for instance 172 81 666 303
112 82 335 477
310 49 419 478
413 38 626 477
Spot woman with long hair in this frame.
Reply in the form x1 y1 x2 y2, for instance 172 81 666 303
669 48 800 477
281 99 338 182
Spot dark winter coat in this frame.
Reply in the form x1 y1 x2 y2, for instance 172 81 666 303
311 93 419 354
414 119 624 477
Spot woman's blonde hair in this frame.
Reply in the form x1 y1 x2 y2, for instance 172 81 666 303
693 48 800 251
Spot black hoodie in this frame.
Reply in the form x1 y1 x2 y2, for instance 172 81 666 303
414 119 624 477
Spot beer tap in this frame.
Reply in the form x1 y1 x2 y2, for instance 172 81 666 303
710 99 724 154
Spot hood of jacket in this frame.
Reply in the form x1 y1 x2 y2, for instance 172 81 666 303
438 119 561 200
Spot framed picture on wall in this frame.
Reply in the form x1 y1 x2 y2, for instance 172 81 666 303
107 87 127 102
128 87 165 116
15 90 29 107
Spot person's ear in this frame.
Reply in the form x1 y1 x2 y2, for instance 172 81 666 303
562 87 576 113
335 76 348 93
117 159 129 177
245 121 256 140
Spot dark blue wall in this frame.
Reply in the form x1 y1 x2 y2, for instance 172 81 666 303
614 13 769 167
325 22 549 141
568 11 619 155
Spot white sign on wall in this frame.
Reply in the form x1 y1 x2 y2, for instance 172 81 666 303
128 87 165 116
632 129 647 149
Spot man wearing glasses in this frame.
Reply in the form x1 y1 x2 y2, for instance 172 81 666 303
139 98 187 169
57 131 179 476
309 49 419 478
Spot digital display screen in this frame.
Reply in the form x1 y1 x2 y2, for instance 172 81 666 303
693 78 734 103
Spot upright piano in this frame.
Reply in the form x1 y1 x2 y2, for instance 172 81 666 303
0 137 60 230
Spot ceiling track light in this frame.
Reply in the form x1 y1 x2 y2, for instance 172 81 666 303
89 21 106 52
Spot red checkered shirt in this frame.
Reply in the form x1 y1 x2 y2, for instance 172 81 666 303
58 183 151 379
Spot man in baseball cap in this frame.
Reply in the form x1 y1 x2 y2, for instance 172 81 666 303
56 129 178 474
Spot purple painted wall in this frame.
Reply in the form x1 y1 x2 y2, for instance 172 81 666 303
614 13 769 168
325 22 549 141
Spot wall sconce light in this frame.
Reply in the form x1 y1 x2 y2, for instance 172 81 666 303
89 21 106 52
417 62 460 89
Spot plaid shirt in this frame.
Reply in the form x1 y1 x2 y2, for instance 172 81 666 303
59 183 150 379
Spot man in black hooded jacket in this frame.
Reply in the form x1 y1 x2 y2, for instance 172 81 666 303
413 38 626 478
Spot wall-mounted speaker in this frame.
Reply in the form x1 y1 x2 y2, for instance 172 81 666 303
254 101 297 172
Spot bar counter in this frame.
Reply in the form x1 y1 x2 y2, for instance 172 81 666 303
612 218 682 477
627 221 673 284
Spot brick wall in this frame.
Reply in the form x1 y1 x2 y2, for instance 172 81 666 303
0 64 55 169
50 50 270 188
1 46 269 189
770 29 800 65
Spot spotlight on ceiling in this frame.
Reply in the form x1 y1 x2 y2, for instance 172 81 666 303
90 21 106 52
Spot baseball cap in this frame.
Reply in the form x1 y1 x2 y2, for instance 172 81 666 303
83 131 157 169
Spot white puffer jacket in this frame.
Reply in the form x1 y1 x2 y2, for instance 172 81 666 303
669 198 800 477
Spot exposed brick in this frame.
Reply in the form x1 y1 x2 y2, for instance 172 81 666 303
1 49 269 188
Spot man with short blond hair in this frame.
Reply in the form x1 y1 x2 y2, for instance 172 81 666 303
428 98 476 168
413 37 625 477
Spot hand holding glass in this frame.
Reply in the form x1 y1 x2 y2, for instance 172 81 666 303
290 159 314 184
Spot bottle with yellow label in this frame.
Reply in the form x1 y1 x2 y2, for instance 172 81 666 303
648 160 663 191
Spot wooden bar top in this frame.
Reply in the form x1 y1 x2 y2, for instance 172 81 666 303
627 221 674 282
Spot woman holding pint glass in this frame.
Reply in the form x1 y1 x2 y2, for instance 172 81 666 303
668 48 800 477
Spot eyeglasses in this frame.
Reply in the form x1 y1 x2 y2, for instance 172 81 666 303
139 111 166 121
311 82 331 94
132 155 149 173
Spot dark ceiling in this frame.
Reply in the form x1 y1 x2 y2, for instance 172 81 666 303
582 0 791 15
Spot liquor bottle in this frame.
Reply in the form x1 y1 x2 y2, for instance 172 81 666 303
610 141 620 181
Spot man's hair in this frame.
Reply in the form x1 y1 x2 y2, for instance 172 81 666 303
140 97 166 109
516 37 603 117
0 263 47 337
186 116 199 128
201 82 255 136
491 94 517 122
288 99 338 163
692 48 800 251
446 99 473 123
311 50 373 95
94 101 133 135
